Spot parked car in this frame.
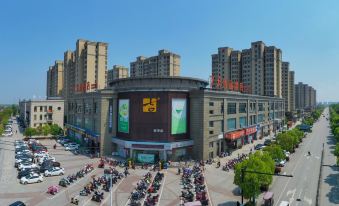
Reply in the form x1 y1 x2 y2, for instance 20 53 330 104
34 151 49 158
18 168 40 179
275 159 286 167
40 161 61 173
9 201 26 206
65 145 79 151
4 132 13 136
15 157 33 165
255 144 266 150
44 167 65 176
38 156 56 165
264 139 272 146
18 162 38 171
20 173 43 184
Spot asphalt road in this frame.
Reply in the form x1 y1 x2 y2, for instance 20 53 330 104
270 108 329 206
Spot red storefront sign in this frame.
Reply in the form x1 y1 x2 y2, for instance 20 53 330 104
225 130 245 140
245 127 257 135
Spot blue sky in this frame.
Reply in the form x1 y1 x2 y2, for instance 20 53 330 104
1 0 339 104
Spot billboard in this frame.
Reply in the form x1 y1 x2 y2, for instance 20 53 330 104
171 98 187 134
118 99 129 133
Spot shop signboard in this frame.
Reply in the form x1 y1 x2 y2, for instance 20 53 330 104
143 98 159 112
137 154 155 163
118 99 129 133
171 98 187 134
245 127 257 135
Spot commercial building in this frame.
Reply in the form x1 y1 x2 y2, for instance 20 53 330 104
130 50 180 77
46 60 64 98
107 65 129 84
211 41 283 98
19 99 64 129
65 77 284 161
295 82 317 111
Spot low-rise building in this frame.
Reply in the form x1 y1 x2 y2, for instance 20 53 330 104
19 99 64 129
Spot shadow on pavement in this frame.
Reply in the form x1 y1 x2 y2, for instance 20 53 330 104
324 173 339 204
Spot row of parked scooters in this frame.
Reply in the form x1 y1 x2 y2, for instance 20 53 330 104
59 164 94 187
144 172 164 206
221 153 248 172
180 165 209 206
128 172 152 206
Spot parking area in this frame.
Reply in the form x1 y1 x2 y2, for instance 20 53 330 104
1 119 285 206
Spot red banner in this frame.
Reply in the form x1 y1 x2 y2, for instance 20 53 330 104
225 130 245 140
245 127 257 135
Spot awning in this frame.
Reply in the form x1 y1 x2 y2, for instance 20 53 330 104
245 126 257 135
225 130 245 140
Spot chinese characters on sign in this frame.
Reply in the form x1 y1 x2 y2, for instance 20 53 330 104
143 98 159 112
74 82 98 92
209 75 251 93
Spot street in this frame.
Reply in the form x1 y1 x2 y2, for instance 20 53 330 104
270 107 337 206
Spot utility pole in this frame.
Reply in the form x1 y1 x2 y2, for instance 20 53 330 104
240 168 293 205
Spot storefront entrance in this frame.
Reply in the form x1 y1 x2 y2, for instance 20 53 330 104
132 150 160 164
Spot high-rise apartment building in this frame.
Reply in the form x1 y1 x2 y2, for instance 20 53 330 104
211 41 283 98
63 50 75 100
46 60 64 98
288 71 295 112
107 65 129 84
130 49 180 77
74 39 108 93
295 82 317 110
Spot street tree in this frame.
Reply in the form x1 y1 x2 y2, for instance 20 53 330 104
263 144 285 161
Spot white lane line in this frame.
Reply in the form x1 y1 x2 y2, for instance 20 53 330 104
156 170 167 206
100 177 126 206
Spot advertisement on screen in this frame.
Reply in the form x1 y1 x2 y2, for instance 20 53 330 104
137 154 155 163
171 98 187 134
118 99 129 133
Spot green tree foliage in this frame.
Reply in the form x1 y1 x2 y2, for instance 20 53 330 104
263 144 285 161
50 124 63 135
234 151 275 200
24 127 38 136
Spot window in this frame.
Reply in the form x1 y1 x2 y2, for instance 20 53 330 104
209 121 214 127
239 103 247 113
209 110 214 115
227 103 237 114
34 115 37 120
227 118 236 130
40 115 42 120
209 130 214 135
40 106 43 112
258 103 264 111
258 114 264 123
239 117 247 128
209 102 214 106
209 152 214 159
34 106 37 112
209 142 214 148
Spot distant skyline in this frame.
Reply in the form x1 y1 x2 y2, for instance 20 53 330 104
1 0 339 104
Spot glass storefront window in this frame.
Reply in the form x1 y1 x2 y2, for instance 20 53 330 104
227 118 236 130
239 116 247 128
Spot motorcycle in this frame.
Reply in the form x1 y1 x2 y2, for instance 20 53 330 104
71 197 79 205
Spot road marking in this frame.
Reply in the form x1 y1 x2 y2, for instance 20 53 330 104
304 196 312 205
156 170 167 206
275 131 316 205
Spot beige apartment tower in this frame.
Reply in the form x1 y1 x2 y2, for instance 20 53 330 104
211 41 283 98
288 71 295 112
130 49 180 77
281 62 290 112
46 60 64 98
107 65 129 85
295 82 316 110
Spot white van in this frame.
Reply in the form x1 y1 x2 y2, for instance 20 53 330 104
279 201 289 206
